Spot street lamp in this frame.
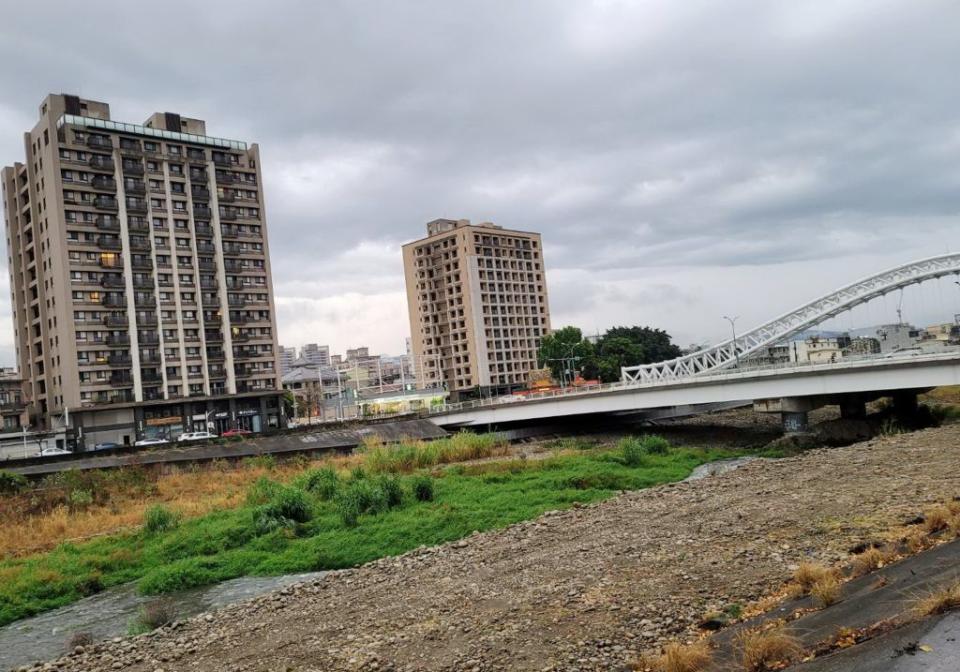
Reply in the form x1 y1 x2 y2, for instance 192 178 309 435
723 315 740 368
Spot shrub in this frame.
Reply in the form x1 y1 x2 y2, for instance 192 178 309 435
793 562 833 592
336 479 391 526
641 435 671 455
245 476 281 506
349 466 367 482
914 581 960 616
66 632 94 649
250 485 312 535
68 488 94 511
144 505 179 534
0 470 28 495
411 474 435 502
129 599 175 634
924 504 953 533
376 474 403 508
298 467 339 500
619 437 646 467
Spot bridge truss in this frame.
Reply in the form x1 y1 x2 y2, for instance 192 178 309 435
621 253 960 384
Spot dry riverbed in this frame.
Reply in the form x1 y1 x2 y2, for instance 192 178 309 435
24 422 960 672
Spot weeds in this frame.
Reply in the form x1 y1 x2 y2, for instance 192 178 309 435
66 631 94 649
914 581 960 617
411 475 435 502
923 505 952 533
128 599 175 635
0 471 27 496
793 563 834 592
143 505 179 534
645 640 712 672
810 574 841 607
737 627 802 671
296 467 340 500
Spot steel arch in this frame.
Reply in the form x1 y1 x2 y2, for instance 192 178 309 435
621 253 960 384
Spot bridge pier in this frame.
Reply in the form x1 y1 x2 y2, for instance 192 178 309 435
781 411 809 434
892 390 919 423
839 396 868 420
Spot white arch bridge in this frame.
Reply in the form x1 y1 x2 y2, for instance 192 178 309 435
428 254 960 430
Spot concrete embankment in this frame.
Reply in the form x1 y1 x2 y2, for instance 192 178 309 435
2 418 447 477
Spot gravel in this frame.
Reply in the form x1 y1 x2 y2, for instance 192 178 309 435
18 422 960 672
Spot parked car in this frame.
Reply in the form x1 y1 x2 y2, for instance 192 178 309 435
221 428 252 437
93 441 121 451
37 446 71 457
134 437 169 447
177 431 218 442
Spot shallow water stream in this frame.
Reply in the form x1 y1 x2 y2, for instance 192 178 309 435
0 571 326 670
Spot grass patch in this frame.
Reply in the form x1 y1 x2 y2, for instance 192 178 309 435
737 627 802 671
0 444 751 627
914 581 960 617
642 640 713 672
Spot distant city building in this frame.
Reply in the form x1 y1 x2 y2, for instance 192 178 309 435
402 218 551 399
790 336 851 364
1 93 282 445
302 343 330 367
279 346 297 374
345 346 369 362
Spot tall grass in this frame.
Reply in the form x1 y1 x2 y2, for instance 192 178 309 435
362 432 510 473
0 444 737 627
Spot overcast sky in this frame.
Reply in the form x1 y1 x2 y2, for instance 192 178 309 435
1 0 959 362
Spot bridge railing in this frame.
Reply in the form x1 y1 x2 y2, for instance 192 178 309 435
425 347 960 417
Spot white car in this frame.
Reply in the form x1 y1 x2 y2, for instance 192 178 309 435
177 431 218 442
37 446 72 457
134 437 169 447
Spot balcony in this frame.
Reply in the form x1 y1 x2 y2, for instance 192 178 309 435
201 296 220 308
206 349 226 361
100 275 124 288
192 186 210 200
190 171 208 184
91 176 117 192
194 206 213 219
131 257 153 270
137 314 158 326
196 242 215 254
141 371 162 383
233 349 261 361
128 219 149 233
124 181 146 195
134 293 156 307
144 389 164 401
101 295 126 308
86 136 113 150
140 352 161 364
94 196 119 211
223 260 243 273
92 215 120 232
129 237 151 251
232 332 249 342
215 172 235 184
110 372 134 386
197 260 215 271
138 333 160 345
88 156 115 172
221 226 240 239
126 198 148 214
103 315 128 327
195 224 214 237
106 333 130 346
107 355 132 367
219 190 235 203
227 296 246 307
98 236 122 250
208 366 227 379
90 390 135 405
220 207 239 222
119 142 143 156
187 151 207 164
213 154 232 167
205 331 224 343
121 162 144 176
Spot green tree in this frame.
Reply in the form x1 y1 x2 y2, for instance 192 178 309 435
537 327 594 382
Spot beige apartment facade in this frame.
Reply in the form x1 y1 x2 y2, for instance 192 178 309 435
1 94 283 447
402 218 551 399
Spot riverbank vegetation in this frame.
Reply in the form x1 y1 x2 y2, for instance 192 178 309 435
0 433 750 627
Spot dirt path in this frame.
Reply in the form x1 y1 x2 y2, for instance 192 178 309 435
38 424 960 672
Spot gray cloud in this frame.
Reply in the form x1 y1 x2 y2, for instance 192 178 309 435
1 0 959 358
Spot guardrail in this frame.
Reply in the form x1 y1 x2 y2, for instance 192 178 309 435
426 348 960 417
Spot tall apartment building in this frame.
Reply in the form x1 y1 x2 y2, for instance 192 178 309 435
279 346 297 374
402 218 551 399
301 343 330 367
1 94 283 446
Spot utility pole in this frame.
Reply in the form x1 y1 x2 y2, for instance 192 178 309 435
723 315 740 368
